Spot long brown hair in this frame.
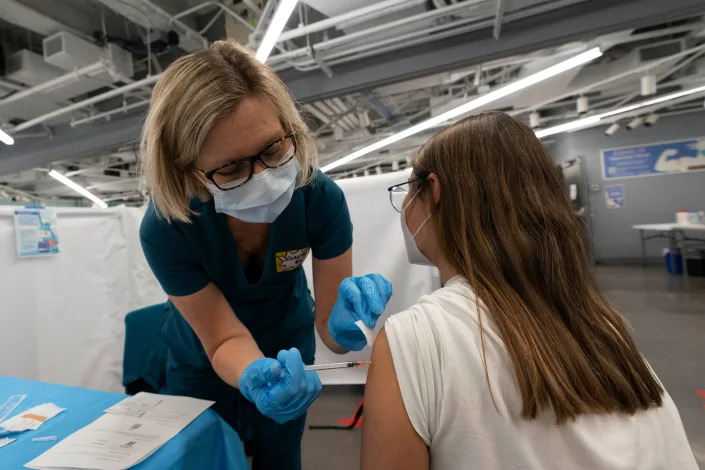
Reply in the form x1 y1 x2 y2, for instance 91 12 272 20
415 111 663 424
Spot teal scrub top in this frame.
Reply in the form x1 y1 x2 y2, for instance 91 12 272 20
139 170 353 369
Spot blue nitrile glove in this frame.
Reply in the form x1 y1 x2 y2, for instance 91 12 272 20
238 347 322 424
328 273 393 351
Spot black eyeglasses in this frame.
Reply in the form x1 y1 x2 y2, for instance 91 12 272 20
387 170 430 213
195 132 297 191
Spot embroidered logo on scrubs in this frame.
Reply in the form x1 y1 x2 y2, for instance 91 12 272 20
275 248 310 272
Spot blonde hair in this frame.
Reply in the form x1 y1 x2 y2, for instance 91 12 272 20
140 40 317 223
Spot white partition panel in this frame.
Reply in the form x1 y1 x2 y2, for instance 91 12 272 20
0 172 436 390
0 206 165 392
305 171 439 384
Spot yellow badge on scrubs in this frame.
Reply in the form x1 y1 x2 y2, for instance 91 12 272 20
275 248 310 272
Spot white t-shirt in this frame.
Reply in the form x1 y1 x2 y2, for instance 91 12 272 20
385 276 697 470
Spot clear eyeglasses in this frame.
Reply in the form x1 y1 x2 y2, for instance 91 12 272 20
387 171 429 213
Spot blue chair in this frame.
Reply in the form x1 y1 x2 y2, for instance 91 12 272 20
123 303 168 395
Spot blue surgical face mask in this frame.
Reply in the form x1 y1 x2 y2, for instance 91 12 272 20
201 152 301 223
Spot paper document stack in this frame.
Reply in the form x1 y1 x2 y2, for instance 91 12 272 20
25 393 214 470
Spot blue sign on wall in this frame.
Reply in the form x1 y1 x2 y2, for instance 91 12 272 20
13 207 60 258
604 184 625 209
601 138 705 180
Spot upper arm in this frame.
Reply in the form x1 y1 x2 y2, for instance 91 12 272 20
312 248 352 325
307 171 353 260
139 204 250 358
306 171 354 326
139 203 209 297
169 283 251 360
362 328 429 470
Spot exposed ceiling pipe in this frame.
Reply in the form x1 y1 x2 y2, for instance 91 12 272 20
598 21 705 49
0 80 27 92
241 0 263 16
493 0 505 39
537 88 705 137
8 74 163 134
0 183 37 200
516 42 705 117
523 72 705 126
249 0 280 47
141 0 209 49
327 98 359 128
86 177 141 191
70 99 151 127
609 48 705 109
269 0 585 72
96 0 207 51
288 16 496 71
171 1 254 32
303 103 331 124
276 0 426 43
311 0 585 72
269 0 491 66
0 63 105 107
313 102 353 131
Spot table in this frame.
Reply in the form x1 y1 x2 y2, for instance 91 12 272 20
632 223 705 278
0 377 249 470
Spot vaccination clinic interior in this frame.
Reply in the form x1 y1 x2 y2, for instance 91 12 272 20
0 0 703 469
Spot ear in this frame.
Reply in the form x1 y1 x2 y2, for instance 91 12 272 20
427 173 441 204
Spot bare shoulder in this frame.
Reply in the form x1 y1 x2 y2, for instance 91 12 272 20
361 328 429 470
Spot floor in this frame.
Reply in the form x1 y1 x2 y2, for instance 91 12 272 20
301 265 705 469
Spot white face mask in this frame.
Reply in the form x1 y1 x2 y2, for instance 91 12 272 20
400 189 433 266
202 153 301 223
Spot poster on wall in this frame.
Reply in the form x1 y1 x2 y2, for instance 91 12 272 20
604 184 625 209
13 207 60 258
601 137 705 180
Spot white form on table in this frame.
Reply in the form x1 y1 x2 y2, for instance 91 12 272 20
25 393 214 470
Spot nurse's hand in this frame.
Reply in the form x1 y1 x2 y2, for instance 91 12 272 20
328 274 393 351
238 348 322 424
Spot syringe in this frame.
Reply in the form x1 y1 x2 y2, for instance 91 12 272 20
304 360 371 371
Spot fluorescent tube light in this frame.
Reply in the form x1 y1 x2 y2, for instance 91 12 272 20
0 129 14 145
536 84 705 138
48 170 108 208
256 0 299 63
534 116 601 138
599 84 705 119
321 47 603 173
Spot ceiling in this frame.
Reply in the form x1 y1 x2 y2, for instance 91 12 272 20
0 0 704 205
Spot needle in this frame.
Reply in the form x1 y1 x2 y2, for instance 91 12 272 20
304 360 372 371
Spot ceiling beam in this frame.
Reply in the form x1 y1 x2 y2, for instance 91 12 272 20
1 0 704 176
279 0 705 103
0 0 86 39
0 114 143 177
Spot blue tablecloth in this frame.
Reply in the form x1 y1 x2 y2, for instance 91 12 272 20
0 377 249 469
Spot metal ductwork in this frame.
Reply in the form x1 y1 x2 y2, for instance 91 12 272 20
6 50 64 86
94 0 206 52
0 34 134 127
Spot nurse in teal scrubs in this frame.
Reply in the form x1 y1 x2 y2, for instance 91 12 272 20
138 40 391 469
